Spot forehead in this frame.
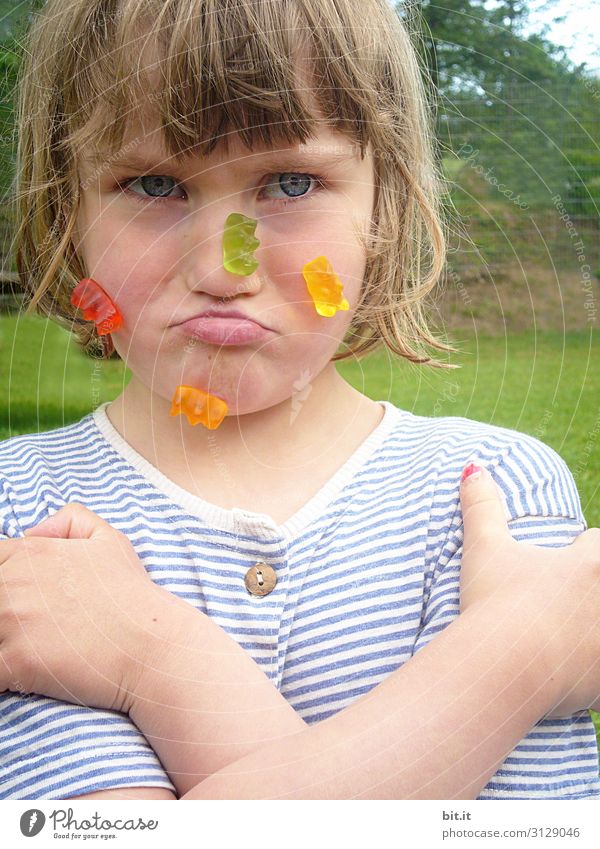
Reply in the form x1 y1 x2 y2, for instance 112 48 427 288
75 34 370 173
78 103 366 174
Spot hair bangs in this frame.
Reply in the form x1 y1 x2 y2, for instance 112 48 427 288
66 0 373 164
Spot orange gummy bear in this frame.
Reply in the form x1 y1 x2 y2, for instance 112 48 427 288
170 385 228 430
302 256 350 317
70 278 123 335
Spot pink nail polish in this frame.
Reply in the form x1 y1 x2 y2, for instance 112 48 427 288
461 463 482 482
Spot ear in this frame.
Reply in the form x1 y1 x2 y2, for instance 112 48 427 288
101 333 115 357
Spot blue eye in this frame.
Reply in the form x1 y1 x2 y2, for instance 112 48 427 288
118 171 324 206
261 172 322 202
121 175 186 201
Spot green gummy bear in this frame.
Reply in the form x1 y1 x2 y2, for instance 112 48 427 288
222 212 260 276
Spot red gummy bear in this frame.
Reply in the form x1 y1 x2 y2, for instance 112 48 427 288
70 278 123 335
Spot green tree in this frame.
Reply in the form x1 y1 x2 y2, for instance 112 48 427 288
400 2 599 220
401 0 575 94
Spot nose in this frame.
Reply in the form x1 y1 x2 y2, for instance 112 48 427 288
179 204 263 300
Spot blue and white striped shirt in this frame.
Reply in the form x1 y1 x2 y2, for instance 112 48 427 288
1 400 598 799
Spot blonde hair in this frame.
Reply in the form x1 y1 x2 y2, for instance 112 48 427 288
13 0 452 364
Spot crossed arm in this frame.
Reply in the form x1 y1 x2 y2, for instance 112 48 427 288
10 450 585 801
68 594 560 801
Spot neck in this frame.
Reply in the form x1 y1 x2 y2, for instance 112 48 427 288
105 364 377 475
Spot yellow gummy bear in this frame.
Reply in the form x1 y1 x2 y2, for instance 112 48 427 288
170 385 228 430
302 256 350 317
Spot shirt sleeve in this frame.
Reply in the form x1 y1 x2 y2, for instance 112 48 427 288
413 434 600 799
0 475 176 800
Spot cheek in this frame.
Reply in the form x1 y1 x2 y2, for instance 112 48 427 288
77 224 178 316
265 209 365 288
263 222 364 338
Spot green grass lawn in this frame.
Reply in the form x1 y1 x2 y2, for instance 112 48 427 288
1 313 599 747
341 328 600 527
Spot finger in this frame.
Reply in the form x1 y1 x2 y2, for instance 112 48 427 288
22 502 114 541
460 462 509 552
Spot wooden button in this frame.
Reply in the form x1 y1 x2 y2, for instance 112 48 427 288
244 561 277 596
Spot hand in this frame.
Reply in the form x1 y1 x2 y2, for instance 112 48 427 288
458 463 600 716
0 503 187 714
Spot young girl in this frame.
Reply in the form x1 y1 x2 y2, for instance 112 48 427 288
0 0 599 800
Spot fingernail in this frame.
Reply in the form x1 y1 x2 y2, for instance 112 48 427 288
461 463 483 482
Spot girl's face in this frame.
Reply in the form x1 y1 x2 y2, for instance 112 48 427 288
74 114 375 416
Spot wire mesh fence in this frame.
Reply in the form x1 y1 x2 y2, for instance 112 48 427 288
438 79 599 264
430 79 599 332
